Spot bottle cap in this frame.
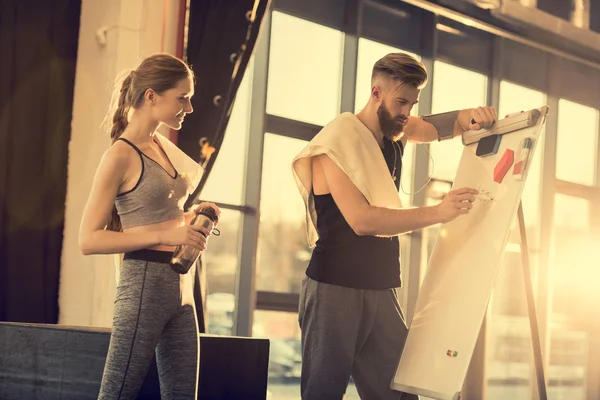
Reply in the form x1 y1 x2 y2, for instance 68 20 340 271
198 206 219 222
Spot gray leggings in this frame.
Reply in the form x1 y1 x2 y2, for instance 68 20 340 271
98 250 199 400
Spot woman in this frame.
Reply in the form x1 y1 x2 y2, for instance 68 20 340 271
79 53 219 399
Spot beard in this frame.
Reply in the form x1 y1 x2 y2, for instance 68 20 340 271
377 103 407 141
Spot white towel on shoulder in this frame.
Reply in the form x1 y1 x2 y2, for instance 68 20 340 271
291 112 402 248
154 132 204 195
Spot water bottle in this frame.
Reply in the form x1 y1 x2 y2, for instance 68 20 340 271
169 206 220 274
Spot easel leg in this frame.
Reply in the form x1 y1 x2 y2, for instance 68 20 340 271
517 202 548 400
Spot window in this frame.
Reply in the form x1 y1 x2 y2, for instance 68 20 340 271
553 193 589 229
256 134 311 293
429 61 488 182
201 63 254 335
498 81 546 235
550 194 595 400
266 11 344 126
485 82 547 399
204 210 242 335
486 313 533 400
551 194 593 317
546 328 588 400
486 251 533 400
201 61 253 205
556 99 598 186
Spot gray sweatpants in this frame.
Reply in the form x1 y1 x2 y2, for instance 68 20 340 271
98 250 199 400
298 276 419 400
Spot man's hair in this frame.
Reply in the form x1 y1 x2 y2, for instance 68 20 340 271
371 53 428 89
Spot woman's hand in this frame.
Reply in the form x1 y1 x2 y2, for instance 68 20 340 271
159 224 209 250
192 201 221 223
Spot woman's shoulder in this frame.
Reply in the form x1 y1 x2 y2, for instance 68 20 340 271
109 138 140 158
101 139 140 169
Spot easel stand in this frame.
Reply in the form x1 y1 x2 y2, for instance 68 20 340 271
517 201 548 400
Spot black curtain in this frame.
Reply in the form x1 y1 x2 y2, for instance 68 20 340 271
180 0 270 331
0 0 81 322
179 0 270 176
590 0 600 35
536 0 573 21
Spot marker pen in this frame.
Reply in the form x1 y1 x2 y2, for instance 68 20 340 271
513 137 533 181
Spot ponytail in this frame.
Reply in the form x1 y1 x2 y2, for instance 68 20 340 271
106 72 133 232
110 71 133 143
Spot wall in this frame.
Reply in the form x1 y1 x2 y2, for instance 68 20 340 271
59 0 181 327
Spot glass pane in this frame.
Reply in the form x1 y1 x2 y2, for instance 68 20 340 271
253 310 360 399
549 195 597 399
201 60 253 205
498 81 546 237
429 61 488 182
553 194 589 229
204 210 242 335
354 38 419 207
547 328 588 400
551 194 594 317
556 99 598 186
266 11 343 126
486 80 546 399
257 134 312 293
486 250 533 399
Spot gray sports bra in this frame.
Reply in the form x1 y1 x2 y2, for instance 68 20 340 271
114 138 187 229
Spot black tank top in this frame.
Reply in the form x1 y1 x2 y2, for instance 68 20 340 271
306 137 404 289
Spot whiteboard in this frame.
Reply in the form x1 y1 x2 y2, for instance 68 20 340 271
391 106 549 400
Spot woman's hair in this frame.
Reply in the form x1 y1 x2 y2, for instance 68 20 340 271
371 52 428 89
105 53 193 232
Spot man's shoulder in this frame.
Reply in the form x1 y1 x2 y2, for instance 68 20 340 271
325 112 356 129
314 113 359 141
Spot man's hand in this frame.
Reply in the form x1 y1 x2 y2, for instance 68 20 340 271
467 106 497 131
435 187 478 223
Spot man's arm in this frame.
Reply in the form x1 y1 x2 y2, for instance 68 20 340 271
314 155 477 237
403 107 497 144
